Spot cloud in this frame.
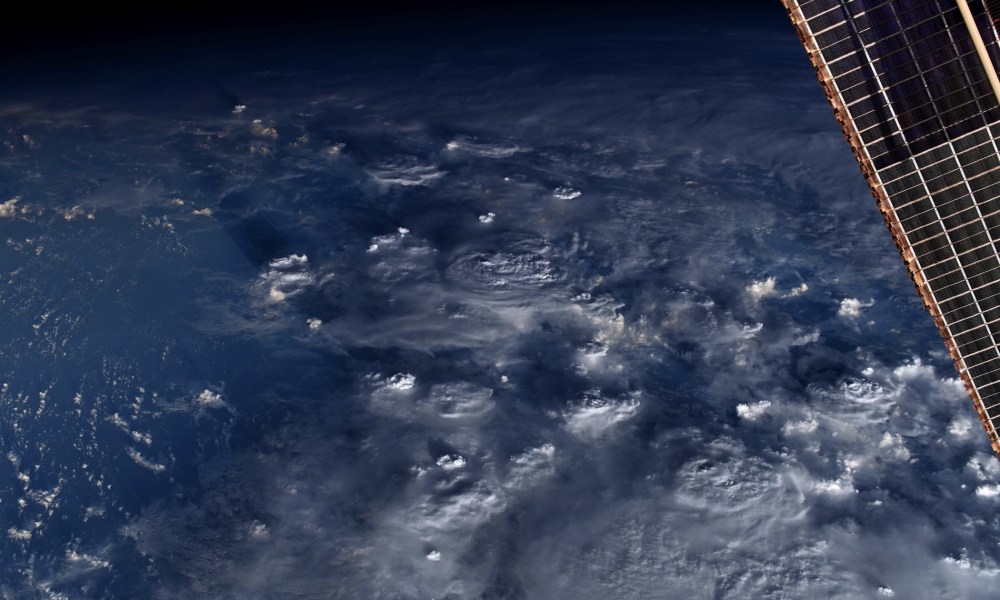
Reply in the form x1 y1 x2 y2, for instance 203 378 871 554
195 389 226 409
746 276 777 301
747 277 809 303
784 282 809 297
426 382 495 419
562 389 640 438
0 197 20 217
365 156 445 187
443 136 523 158
553 186 582 200
257 254 316 303
838 297 874 319
736 399 771 421
505 444 556 490
250 119 278 139
435 454 466 471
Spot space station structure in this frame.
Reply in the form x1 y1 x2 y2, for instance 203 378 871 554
782 0 1000 456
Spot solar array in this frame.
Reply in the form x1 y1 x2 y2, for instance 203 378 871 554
783 0 1000 455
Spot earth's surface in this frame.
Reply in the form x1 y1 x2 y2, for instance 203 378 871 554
2 8 1000 599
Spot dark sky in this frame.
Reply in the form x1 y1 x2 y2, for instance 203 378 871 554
0 1 793 95
7 1 788 60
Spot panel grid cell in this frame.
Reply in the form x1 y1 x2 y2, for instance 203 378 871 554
785 0 1000 456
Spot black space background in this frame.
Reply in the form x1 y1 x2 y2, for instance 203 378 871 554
4 1 789 71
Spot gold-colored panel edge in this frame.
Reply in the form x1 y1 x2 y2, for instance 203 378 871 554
781 0 1000 457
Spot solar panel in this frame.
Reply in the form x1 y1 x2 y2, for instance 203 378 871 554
783 0 1000 456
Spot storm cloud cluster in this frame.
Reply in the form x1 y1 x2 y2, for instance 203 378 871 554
0 23 997 600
